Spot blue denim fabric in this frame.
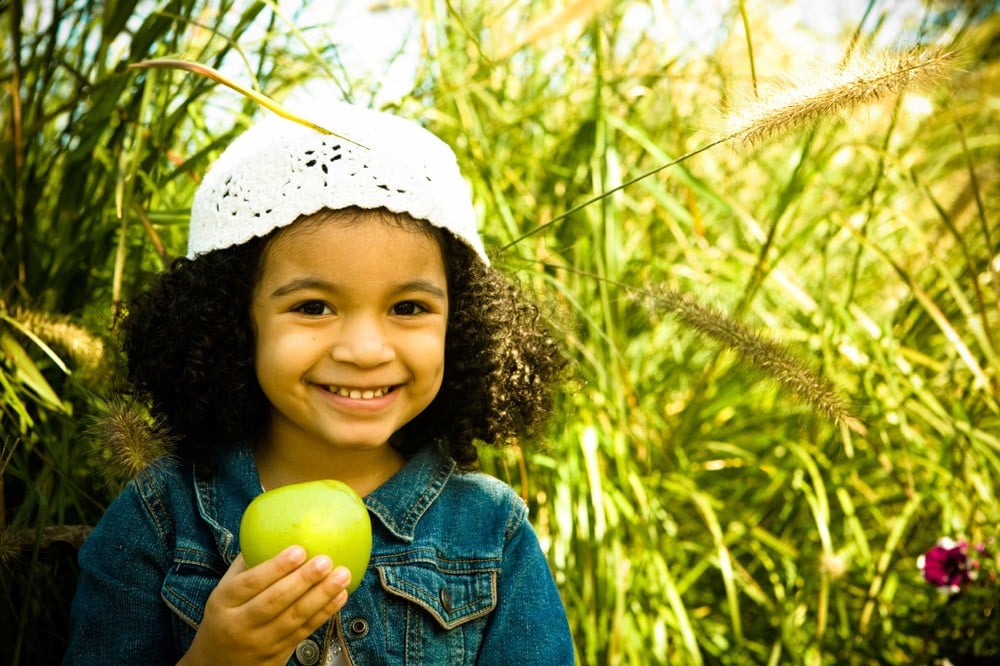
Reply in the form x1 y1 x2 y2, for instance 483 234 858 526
64 442 574 664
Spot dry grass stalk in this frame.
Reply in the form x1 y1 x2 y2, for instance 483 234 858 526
0 526 18 566
723 46 957 147
12 307 105 377
128 59 368 148
644 288 867 435
0 525 93 566
506 46 957 250
494 0 613 60
86 395 175 487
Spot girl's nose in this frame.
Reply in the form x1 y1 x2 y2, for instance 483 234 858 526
329 316 396 367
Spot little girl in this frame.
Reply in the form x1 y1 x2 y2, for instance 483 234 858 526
64 102 574 664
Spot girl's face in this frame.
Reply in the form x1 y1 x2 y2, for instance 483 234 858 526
250 211 448 458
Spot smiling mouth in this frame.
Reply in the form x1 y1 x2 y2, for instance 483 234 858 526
325 385 395 400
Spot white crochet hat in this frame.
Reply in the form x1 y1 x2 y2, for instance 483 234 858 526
188 103 488 264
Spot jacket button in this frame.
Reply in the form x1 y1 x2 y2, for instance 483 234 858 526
440 588 453 612
295 638 321 665
349 617 369 638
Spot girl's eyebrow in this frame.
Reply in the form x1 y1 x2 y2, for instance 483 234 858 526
392 279 447 301
268 277 333 299
268 277 447 300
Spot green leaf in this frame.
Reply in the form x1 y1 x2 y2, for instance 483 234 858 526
0 332 69 413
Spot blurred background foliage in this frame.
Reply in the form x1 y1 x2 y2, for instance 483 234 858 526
2 0 998 663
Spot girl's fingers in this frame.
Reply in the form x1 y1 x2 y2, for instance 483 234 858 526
219 547 307 607
211 546 351 640
272 569 352 643
295 588 350 641
243 558 350 628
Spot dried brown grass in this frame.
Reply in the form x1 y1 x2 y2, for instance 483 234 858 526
723 46 957 147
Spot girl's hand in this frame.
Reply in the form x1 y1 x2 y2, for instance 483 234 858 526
178 545 351 666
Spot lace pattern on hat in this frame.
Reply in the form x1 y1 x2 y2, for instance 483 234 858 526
188 106 488 264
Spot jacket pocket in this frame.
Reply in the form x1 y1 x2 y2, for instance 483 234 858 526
373 560 497 664
161 556 224 647
375 560 497 666
377 561 497 629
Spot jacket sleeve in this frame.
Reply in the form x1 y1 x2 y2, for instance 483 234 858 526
477 500 576 664
63 474 178 665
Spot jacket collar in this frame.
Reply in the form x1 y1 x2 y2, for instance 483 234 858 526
192 442 455 558
193 443 262 565
364 443 454 543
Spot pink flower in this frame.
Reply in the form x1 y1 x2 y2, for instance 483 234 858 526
918 538 973 594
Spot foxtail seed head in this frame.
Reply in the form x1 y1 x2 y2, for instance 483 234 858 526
723 46 956 148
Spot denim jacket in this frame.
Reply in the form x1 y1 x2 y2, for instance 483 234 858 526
64 442 574 664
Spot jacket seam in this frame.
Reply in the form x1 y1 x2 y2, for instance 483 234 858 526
502 496 527 542
162 594 199 631
134 466 177 563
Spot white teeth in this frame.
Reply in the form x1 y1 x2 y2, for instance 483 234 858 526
328 386 389 399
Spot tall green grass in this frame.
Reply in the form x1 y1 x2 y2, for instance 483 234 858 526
0 1 304 660
2 0 998 663
429 2 998 662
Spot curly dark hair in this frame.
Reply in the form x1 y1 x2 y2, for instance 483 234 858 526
121 208 565 468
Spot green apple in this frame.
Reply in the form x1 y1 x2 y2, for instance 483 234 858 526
239 479 372 593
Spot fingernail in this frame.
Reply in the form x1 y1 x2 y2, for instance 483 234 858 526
331 567 351 588
285 546 307 564
311 555 333 574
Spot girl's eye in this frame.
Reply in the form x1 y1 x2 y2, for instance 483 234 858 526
296 301 332 316
392 301 426 316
